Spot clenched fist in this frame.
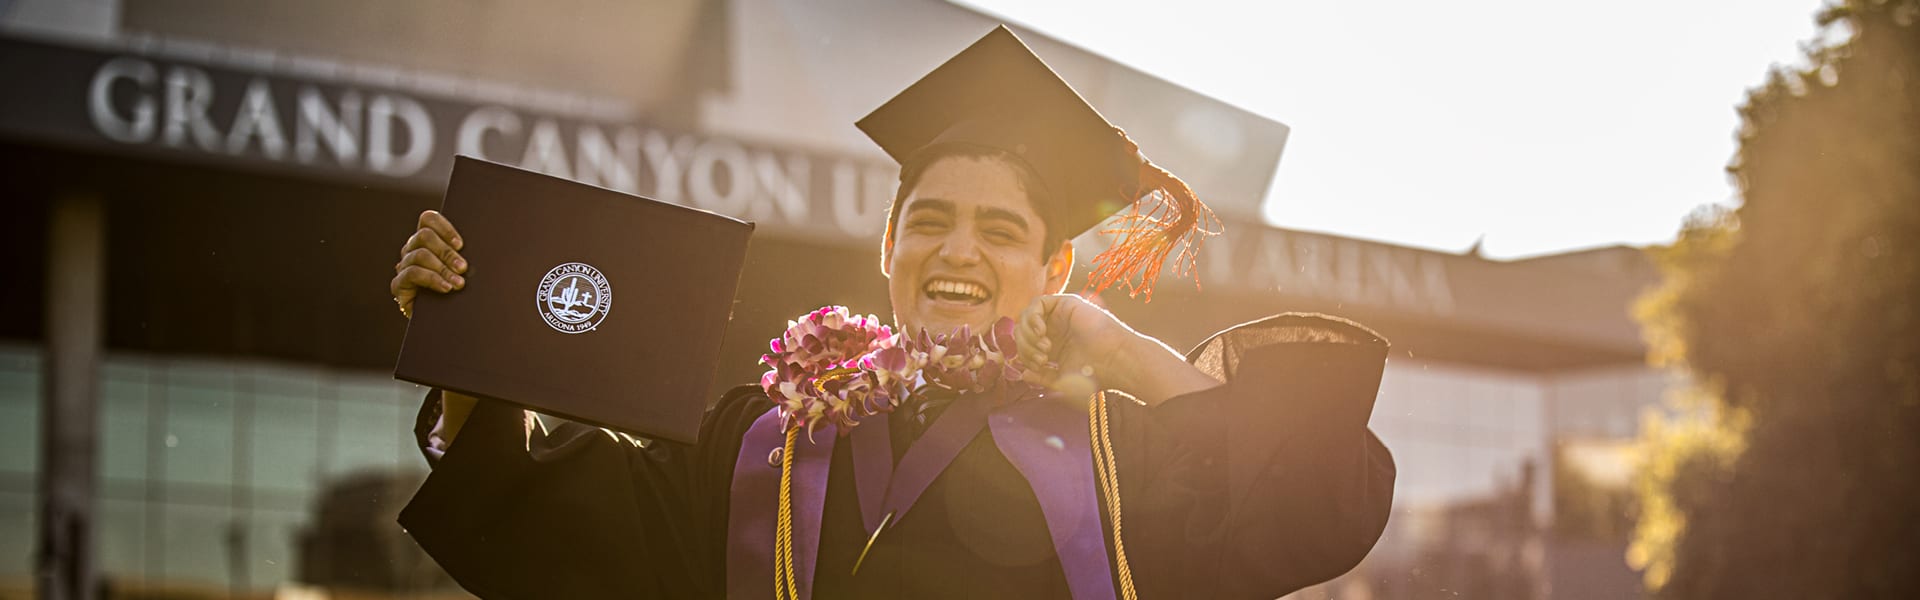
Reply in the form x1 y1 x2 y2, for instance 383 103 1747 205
1014 293 1221 406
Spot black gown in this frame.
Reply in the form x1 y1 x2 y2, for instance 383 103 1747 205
398 313 1397 599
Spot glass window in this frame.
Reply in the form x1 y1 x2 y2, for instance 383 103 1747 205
0 349 40 476
247 507 306 588
253 365 319 400
0 491 34 582
164 384 236 487
158 502 237 589
7 347 461 596
101 375 151 483
329 399 406 478
98 497 150 583
251 394 320 494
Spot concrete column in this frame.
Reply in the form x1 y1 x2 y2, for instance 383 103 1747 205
37 194 104 600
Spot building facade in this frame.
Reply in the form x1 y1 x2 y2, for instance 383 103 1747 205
1 1 1669 598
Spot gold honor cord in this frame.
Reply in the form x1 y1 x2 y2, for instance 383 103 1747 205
770 393 1138 599
1091 391 1139 600
774 428 801 600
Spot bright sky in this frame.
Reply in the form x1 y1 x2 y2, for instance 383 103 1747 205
957 0 1831 259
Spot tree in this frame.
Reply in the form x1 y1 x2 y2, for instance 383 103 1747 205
1628 1 1920 597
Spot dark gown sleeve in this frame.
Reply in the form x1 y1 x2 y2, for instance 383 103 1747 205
1110 313 1396 599
396 385 774 599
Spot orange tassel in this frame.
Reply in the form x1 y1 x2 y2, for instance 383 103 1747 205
1084 130 1222 301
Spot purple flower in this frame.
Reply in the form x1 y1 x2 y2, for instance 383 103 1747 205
760 308 1034 434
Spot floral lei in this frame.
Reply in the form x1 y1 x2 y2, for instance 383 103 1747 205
758 305 1028 435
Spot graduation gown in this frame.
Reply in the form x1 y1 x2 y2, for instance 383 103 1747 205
398 313 1397 599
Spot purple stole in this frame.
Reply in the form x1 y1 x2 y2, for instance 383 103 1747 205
726 389 1115 600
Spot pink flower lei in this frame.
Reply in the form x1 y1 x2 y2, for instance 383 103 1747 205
758 306 1027 436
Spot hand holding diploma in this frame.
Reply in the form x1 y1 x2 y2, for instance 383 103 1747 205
391 209 469 318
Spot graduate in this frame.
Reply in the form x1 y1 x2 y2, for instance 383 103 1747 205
388 26 1395 600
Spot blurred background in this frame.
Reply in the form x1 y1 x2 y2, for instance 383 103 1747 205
0 0 1912 598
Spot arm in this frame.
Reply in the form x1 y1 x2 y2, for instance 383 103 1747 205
1013 294 1219 405
400 386 771 598
388 209 478 464
416 390 477 463
1019 301 1395 598
1134 314 1395 597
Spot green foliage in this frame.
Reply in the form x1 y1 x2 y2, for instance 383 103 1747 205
1630 0 1920 597
1625 393 1746 592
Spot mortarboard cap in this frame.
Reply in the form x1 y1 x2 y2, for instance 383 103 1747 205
856 25 1219 300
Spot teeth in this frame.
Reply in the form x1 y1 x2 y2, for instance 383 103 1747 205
925 279 987 300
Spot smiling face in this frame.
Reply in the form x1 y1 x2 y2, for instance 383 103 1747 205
884 154 1072 337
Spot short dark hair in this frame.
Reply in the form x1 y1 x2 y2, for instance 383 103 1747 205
881 144 1068 265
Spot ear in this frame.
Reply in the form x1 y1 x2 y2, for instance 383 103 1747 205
1044 241 1074 294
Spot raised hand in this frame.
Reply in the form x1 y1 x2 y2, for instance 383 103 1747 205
390 210 468 318
1014 293 1220 405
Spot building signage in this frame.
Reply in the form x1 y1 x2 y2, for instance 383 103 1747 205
0 35 901 244
1199 224 1457 315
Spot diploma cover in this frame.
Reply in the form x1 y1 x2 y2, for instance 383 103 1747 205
395 156 753 444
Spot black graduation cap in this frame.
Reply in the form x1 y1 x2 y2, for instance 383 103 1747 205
856 25 1218 300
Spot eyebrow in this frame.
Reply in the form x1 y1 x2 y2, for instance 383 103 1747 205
903 198 956 217
976 207 1031 235
903 198 1032 235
